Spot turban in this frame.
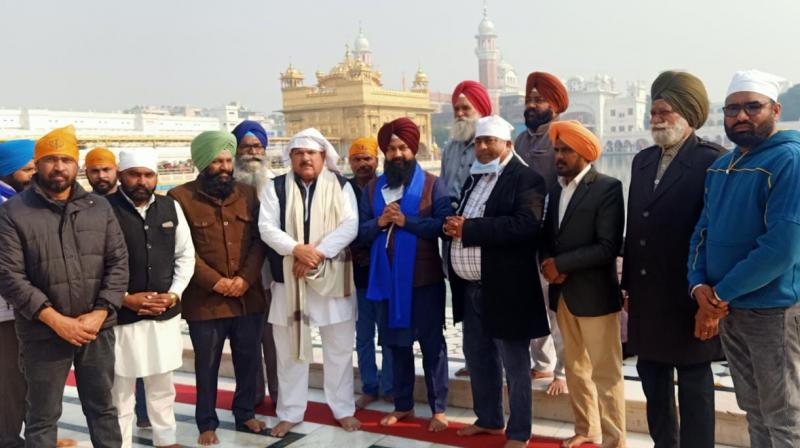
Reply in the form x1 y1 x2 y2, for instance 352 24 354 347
727 69 785 102
0 140 35 176
85 147 117 168
525 72 569 113
348 137 379 158
35 125 79 163
378 118 420 154
119 148 158 173
475 115 514 141
232 120 269 148
191 131 237 172
651 71 710 129
284 128 340 172
452 80 492 116
548 120 602 162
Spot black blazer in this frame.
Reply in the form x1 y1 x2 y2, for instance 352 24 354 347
540 167 624 317
622 134 726 364
448 157 550 340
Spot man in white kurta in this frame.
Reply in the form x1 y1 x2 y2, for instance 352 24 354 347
259 128 360 437
108 149 195 448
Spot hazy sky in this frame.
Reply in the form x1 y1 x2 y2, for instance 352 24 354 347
2 0 799 114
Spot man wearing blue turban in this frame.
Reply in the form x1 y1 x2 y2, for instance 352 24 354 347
0 139 36 201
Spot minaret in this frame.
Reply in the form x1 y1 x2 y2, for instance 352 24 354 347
475 2 499 91
353 23 373 66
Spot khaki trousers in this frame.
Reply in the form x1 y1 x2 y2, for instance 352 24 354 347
556 298 626 448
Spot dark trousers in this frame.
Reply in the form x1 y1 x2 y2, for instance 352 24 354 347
0 320 26 448
134 378 148 422
19 328 121 448
188 313 263 433
380 282 449 414
462 282 532 442
636 359 715 448
356 288 393 397
254 293 279 407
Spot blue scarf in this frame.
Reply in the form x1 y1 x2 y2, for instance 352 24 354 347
367 163 424 328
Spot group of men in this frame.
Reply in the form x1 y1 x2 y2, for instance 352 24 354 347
0 66 798 448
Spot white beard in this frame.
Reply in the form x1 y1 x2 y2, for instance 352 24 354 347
234 156 272 193
450 117 478 142
651 117 690 147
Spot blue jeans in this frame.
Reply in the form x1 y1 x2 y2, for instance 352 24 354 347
356 288 393 397
462 281 532 442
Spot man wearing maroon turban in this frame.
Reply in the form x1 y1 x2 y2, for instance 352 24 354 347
360 118 452 432
440 80 492 205
515 71 571 396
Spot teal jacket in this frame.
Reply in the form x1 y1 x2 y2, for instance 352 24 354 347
688 130 800 308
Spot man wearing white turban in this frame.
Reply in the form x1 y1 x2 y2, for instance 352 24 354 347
107 149 196 448
259 128 361 437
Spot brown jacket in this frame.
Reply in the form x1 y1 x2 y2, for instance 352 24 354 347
169 180 266 321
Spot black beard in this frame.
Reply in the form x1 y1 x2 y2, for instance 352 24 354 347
199 168 235 199
384 158 416 188
38 172 73 194
524 108 554 131
725 117 775 149
90 179 116 195
121 183 154 203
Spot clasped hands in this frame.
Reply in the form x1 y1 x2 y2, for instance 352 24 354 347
540 257 567 284
125 291 177 316
443 216 465 239
378 202 406 228
212 276 251 297
692 284 728 340
291 243 326 279
39 306 109 347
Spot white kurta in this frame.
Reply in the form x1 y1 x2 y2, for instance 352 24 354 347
113 193 196 378
258 177 359 328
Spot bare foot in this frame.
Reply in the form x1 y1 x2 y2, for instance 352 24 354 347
136 419 152 428
337 415 362 432
547 378 569 396
56 439 78 447
241 418 267 433
270 420 300 438
456 424 505 437
562 434 594 448
356 394 378 409
380 410 414 426
503 441 528 448
428 413 448 432
197 430 219 446
531 369 554 380
454 367 470 377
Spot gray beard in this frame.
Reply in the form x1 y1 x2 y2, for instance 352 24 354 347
651 118 690 148
450 118 478 142
234 157 271 192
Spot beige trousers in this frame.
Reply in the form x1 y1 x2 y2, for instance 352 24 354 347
556 298 626 448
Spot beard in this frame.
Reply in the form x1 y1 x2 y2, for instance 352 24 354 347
384 158 417 188
38 171 74 194
524 108 554 131
199 167 235 199
450 117 478 142
651 117 690 147
90 178 117 195
121 183 154 203
725 116 776 149
234 155 270 192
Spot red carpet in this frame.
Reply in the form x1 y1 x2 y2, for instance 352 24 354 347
66 372 597 447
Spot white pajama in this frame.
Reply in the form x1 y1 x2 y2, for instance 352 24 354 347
111 372 177 448
272 319 356 422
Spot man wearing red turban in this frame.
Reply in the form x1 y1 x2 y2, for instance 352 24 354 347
361 118 452 432
540 120 626 448
516 71 571 396
440 80 493 207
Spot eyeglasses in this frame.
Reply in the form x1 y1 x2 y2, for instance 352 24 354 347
722 101 771 118
238 143 265 155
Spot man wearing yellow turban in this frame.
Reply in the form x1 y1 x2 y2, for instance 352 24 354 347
540 120 627 448
85 147 118 195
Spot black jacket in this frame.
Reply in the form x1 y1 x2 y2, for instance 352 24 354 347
622 134 726 364
448 156 550 340
541 167 624 317
0 179 129 341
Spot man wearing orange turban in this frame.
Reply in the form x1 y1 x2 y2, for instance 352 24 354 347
34 124 79 163
517 71 571 396
85 147 118 195
541 120 626 448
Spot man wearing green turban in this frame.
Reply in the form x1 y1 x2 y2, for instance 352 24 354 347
622 70 727 448
169 130 269 445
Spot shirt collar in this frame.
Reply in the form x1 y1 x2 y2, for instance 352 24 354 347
121 188 156 212
558 163 592 189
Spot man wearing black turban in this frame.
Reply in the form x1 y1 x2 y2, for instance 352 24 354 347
622 70 727 448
